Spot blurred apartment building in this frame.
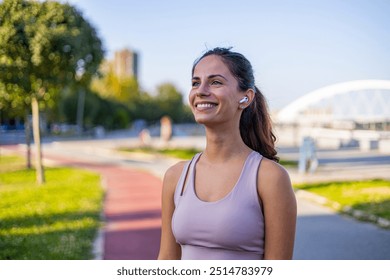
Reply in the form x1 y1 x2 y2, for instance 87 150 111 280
101 48 139 79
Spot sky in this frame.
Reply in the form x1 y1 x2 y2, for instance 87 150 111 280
64 0 390 110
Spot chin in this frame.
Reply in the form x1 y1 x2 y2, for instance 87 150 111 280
194 116 218 126
194 117 207 124
194 115 208 124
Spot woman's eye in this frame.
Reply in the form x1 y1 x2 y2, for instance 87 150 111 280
192 81 199 87
211 80 222 85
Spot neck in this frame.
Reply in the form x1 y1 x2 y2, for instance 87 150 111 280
202 124 251 163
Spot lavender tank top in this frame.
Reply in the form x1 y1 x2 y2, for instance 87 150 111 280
172 151 265 260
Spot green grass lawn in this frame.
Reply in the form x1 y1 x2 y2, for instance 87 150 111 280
0 154 25 172
294 179 390 221
119 146 200 160
0 155 104 260
119 146 298 167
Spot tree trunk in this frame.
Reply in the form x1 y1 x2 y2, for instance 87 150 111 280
31 97 45 184
25 111 32 169
76 88 85 136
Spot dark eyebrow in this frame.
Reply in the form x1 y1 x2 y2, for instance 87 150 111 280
192 74 228 81
208 74 227 81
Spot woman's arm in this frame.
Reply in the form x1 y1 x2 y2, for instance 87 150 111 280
157 162 185 260
258 159 297 260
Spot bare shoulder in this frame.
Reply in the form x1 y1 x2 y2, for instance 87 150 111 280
258 158 297 260
258 157 293 196
164 161 187 183
162 161 188 194
159 160 188 260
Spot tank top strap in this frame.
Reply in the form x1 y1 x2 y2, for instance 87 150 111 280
235 151 263 201
174 153 202 206
245 151 263 177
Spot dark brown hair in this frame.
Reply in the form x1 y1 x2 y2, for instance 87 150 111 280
192 47 278 162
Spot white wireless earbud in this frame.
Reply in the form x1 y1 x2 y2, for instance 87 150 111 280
239 96 249 104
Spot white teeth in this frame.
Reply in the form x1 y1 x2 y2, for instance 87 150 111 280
197 103 216 108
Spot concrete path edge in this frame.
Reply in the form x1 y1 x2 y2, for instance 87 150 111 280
295 189 390 229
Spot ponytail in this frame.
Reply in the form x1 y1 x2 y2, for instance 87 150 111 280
239 86 278 162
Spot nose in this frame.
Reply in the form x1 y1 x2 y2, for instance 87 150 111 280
195 83 210 97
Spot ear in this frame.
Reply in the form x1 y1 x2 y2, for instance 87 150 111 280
238 89 255 109
245 88 255 104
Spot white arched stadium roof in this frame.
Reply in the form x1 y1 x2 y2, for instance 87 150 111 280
277 80 390 123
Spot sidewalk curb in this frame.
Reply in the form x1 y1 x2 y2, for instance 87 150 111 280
295 189 390 229
93 176 108 260
92 224 105 260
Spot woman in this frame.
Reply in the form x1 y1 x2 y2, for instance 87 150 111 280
158 47 297 260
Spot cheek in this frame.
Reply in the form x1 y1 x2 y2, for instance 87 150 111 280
188 90 196 105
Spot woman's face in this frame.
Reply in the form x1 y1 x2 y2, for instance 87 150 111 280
189 55 245 126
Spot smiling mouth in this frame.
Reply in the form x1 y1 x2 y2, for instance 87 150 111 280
196 103 218 109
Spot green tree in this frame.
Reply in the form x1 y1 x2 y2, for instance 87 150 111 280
134 92 162 122
155 83 185 122
0 0 104 184
91 65 140 109
59 87 131 130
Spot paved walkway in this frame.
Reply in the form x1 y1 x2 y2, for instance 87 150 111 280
1 145 163 260
100 165 162 260
294 194 390 259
